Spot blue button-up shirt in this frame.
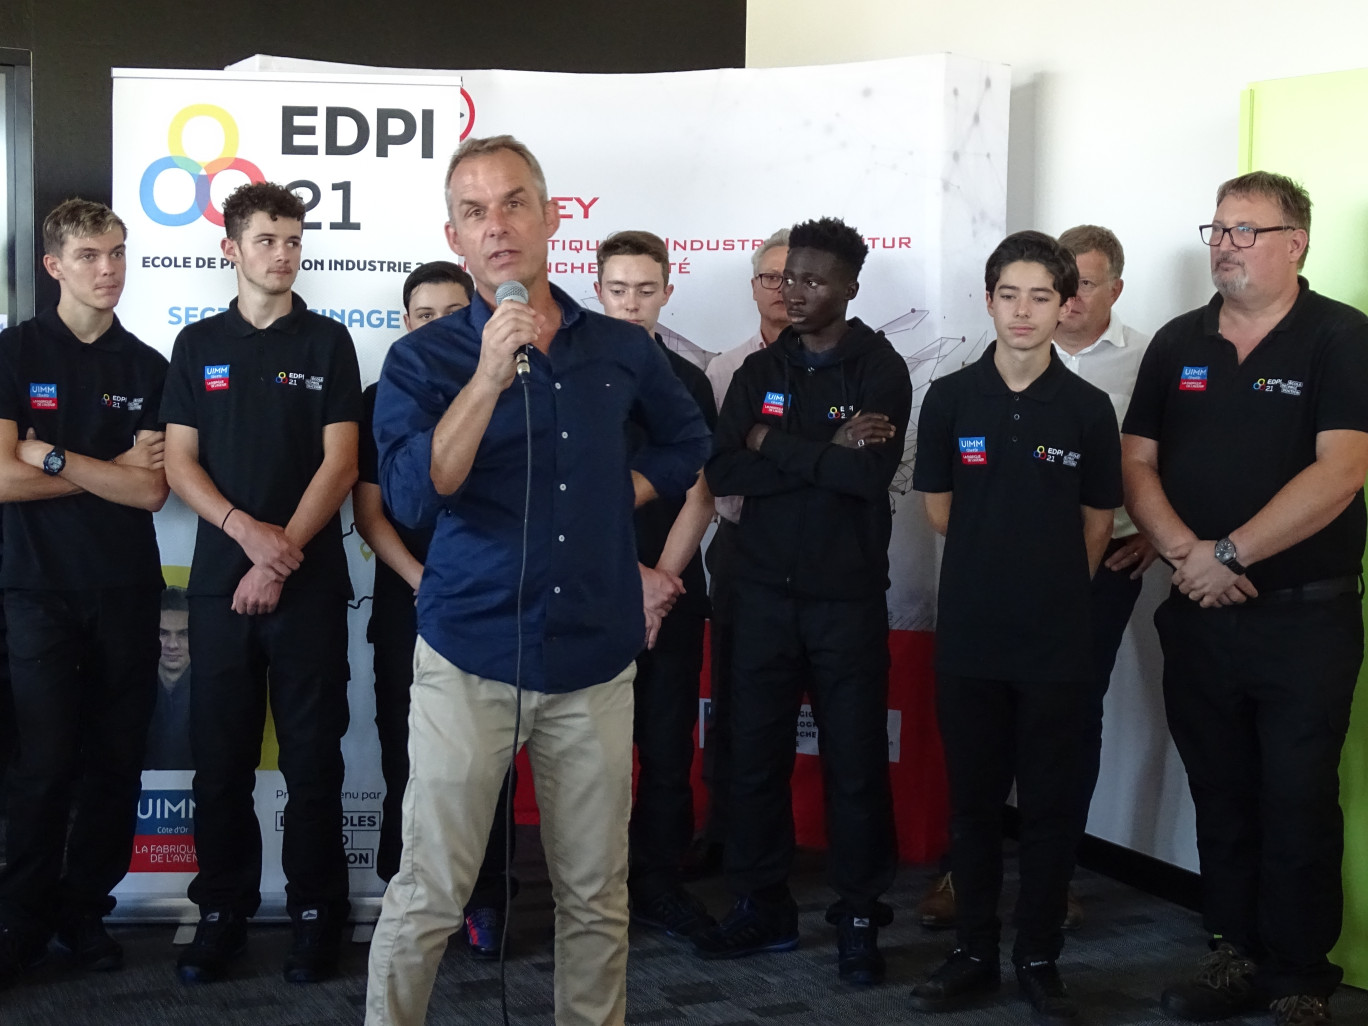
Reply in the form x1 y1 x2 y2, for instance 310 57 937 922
374 284 711 693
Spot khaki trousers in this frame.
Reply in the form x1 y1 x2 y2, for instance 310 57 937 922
366 637 635 1025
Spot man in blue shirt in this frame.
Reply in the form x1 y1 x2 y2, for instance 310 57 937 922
364 136 710 1026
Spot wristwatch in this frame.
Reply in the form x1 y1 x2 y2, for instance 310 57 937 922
1214 536 1248 576
41 447 66 476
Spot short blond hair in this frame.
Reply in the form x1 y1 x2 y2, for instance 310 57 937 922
1058 224 1125 278
43 199 127 257
444 135 549 214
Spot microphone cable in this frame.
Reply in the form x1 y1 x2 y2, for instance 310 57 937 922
500 347 533 1026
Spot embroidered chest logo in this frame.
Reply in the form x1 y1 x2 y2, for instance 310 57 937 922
101 393 144 411
1179 366 1208 392
761 391 786 416
958 436 987 465
28 383 58 410
276 370 324 391
1251 377 1303 396
1034 445 1081 467
204 365 230 391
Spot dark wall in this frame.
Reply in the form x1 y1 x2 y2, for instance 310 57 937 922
0 0 746 307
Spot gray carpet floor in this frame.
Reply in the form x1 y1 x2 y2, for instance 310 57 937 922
2 829 1364 1025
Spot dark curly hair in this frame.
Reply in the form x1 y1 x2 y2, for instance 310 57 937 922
788 217 868 278
984 230 1079 302
222 181 307 242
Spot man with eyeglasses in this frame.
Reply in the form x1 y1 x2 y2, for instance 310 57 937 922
1123 171 1368 1026
687 228 791 881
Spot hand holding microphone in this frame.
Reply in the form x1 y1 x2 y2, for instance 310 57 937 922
475 279 539 393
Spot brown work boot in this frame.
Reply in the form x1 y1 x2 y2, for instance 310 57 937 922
917 872 956 930
1271 995 1331 1026
1061 888 1084 931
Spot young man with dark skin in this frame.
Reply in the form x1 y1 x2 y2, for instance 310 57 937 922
162 181 361 985
911 230 1120 1021
0 199 169 983
354 260 517 958
699 217 910 984
594 230 718 939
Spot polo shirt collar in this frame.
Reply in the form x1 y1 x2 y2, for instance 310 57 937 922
37 307 131 353
1202 275 1310 339
465 281 585 336
224 293 308 337
974 340 1069 401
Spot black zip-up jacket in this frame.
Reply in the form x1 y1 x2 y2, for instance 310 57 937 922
705 318 912 599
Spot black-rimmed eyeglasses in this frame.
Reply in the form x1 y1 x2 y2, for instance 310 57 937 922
754 272 783 290
1199 224 1295 248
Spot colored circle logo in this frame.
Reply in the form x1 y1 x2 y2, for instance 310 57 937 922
1035 445 1046 459
276 371 288 383
140 105 266 227
1253 378 1266 391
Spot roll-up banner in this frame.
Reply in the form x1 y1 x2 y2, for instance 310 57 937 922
110 54 1009 919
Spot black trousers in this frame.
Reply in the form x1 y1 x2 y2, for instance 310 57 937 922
726 581 896 915
186 590 351 919
0 586 160 933
701 519 739 845
1156 591 1361 999
373 637 516 907
629 605 705 900
937 674 1090 964
1077 552 1145 823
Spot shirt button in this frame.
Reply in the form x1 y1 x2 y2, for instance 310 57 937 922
1013 394 1020 402
561 431 568 439
558 534 565 542
1013 413 1020 420
553 586 561 594
559 483 567 491
554 382 562 390
1011 435 1018 442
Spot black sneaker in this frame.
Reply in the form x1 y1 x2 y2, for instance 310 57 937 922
1271 995 1332 1026
1016 960 1079 1021
909 948 1001 1011
0 923 47 988
692 896 799 960
836 915 885 985
464 905 506 961
1161 942 1263 1021
282 906 343 983
632 887 715 939
176 909 247 984
54 913 122 971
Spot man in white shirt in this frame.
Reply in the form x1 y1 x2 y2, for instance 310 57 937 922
687 229 790 880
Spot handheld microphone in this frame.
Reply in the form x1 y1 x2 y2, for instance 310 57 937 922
495 280 533 378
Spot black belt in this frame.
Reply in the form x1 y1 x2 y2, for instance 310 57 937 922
1254 575 1362 605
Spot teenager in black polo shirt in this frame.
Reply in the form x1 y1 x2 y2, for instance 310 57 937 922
0 199 169 983
911 231 1120 1020
355 260 517 959
594 231 719 939
162 182 361 985
700 217 910 984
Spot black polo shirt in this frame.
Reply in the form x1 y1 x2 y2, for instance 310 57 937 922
630 337 718 619
359 382 430 643
914 343 1122 682
161 294 363 598
0 309 167 590
1123 280 1368 592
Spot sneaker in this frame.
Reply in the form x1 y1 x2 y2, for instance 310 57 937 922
464 905 506 960
1062 889 1084 931
1161 942 1264 1021
836 915 885 985
0 923 47 988
1016 960 1079 1021
632 887 715 939
282 906 342 983
54 913 122 971
917 872 956 930
1271 995 1332 1026
680 838 725 882
693 896 799 960
177 909 247 984
909 948 1000 1011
